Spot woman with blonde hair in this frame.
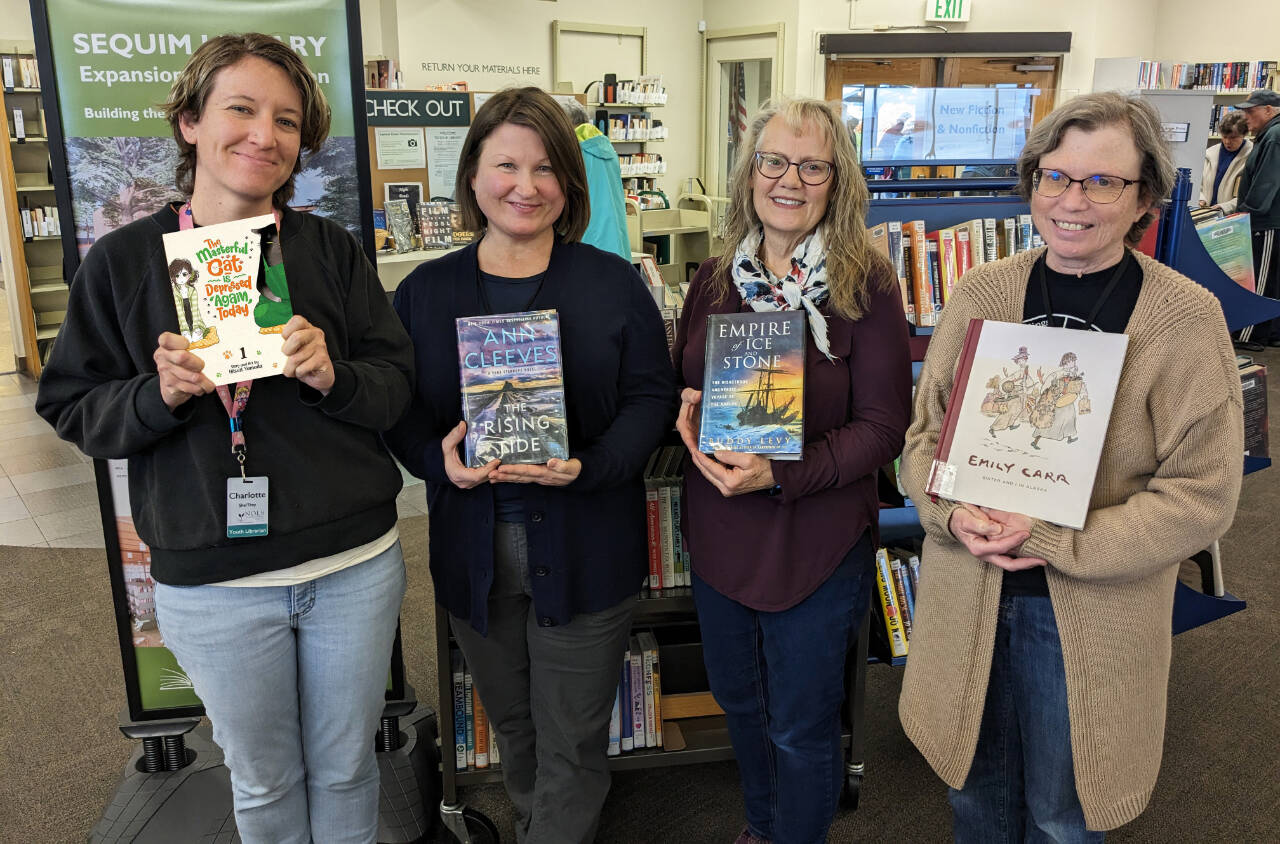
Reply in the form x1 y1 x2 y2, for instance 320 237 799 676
673 97 911 843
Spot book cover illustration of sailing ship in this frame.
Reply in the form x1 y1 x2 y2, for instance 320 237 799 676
161 213 291 386
698 311 805 458
456 310 569 467
927 319 1127 530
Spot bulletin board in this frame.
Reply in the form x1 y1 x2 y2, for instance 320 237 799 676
364 89 587 211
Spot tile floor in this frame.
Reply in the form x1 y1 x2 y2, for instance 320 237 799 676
0 371 428 548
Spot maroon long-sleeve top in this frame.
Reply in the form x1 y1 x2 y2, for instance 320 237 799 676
674 258 913 611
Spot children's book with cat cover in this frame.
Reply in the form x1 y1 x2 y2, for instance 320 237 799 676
161 213 291 386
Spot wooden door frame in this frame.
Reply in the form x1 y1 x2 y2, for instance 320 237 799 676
700 24 784 185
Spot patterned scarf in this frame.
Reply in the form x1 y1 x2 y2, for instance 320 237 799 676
730 225 834 360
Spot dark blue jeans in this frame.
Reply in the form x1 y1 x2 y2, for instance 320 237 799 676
950 594 1104 844
693 532 874 844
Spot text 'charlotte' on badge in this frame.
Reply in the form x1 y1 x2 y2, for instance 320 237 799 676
227 476 269 538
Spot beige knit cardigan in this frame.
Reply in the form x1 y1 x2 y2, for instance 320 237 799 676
898 247 1244 830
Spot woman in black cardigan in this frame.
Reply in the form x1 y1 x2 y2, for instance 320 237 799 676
384 87 676 843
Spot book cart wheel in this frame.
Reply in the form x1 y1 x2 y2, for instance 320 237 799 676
438 803 499 844
841 761 864 810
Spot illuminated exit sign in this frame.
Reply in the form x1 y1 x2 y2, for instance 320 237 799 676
926 0 971 22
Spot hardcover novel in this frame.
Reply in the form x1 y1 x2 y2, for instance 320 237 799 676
926 319 1128 530
161 213 289 386
698 311 805 458
456 310 569 467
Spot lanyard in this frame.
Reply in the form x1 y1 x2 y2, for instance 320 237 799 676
177 201 282 475
1035 249 1131 330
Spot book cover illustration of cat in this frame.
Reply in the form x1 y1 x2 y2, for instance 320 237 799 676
162 213 292 386
456 310 569 467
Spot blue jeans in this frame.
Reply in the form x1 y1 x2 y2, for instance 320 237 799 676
693 532 874 844
154 543 406 844
950 594 1103 844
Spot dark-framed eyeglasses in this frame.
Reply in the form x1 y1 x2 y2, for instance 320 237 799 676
754 152 835 186
1031 168 1138 204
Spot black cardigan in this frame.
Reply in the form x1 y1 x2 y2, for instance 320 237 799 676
384 239 677 634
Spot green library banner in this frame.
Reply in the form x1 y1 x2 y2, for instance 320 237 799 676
39 0 364 258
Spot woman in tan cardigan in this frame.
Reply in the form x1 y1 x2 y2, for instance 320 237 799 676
900 92 1244 842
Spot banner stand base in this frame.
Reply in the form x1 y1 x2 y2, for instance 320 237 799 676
90 698 441 843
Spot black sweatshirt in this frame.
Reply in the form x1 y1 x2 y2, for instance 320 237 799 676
36 205 414 585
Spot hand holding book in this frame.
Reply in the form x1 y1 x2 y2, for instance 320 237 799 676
442 421 499 489
280 315 334 395
949 503 1046 571
154 331 216 410
489 458 582 487
679 386 778 496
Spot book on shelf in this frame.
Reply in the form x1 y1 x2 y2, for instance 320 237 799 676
383 199 415 253
449 203 476 245
450 648 467 770
638 631 662 748
888 553 914 639
419 200 452 249
456 310 569 467
473 685 490 769
628 636 646 747
448 648 502 772
161 213 290 384
1 56 12 90
463 667 475 768
1195 212 1256 292
875 548 909 658
698 311 805 458
926 320 1129 530
1240 364 1269 459
618 660 634 752
608 676 623 756
641 446 690 593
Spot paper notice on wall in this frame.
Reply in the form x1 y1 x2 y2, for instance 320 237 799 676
426 126 467 200
375 126 427 169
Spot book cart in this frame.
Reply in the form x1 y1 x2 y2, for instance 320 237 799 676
429 167 1269 843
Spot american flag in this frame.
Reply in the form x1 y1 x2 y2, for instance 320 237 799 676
728 62 748 149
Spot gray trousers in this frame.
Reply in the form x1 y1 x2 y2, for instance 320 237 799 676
450 522 635 844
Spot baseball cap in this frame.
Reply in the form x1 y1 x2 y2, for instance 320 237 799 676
1237 89 1280 109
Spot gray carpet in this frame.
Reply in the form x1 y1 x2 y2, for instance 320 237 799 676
3 351 1280 842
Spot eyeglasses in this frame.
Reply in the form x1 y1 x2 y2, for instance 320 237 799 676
754 152 835 186
1032 168 1137 204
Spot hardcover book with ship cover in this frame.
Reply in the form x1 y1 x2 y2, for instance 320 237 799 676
699 311 805 458
456 309 569 467
161 213 289 385
926 319 1128 530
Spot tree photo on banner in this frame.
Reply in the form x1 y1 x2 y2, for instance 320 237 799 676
39 0 363 260
32 0 371 720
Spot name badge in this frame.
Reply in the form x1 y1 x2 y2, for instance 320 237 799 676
227 476 269 538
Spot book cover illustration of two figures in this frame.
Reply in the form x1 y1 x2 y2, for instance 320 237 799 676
928 320 1127 530
456 310 569 467
983 346 1091 451
162 213 292 385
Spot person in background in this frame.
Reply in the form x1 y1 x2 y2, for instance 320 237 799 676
384 87 676 843
900 92 1244 843
1199 110 1253 213
36 33 414 843
673 97 911 844
563 99 631 261
1234 89 1280 349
